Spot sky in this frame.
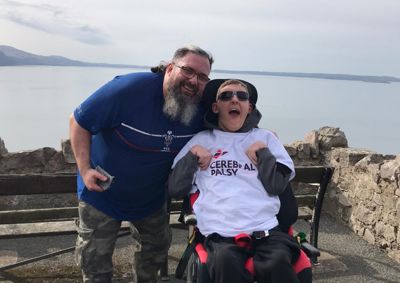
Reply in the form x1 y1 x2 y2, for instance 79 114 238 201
0 0 399 77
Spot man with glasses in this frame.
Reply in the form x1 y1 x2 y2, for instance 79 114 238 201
169 79 300 283
69 45 213 283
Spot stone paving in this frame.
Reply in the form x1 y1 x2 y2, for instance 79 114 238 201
1 213 400 283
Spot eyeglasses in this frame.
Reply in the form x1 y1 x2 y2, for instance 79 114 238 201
217 91 250 102
173 64 210 83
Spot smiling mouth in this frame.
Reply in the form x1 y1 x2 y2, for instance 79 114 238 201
182 82 197 97
229 108 240 116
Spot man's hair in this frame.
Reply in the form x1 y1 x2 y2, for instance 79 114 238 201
151 45 214 73
172 45 214 66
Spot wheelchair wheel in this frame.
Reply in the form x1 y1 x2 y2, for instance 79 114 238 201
186 253 212 283
186 253 197 283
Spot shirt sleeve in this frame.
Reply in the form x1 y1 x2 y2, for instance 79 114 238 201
256 147 292 195
168 151 199 199
74 76 126 134
169 133 203 199
264 131 295 180
255 130 295 195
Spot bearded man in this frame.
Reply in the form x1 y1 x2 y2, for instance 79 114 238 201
69 45 213 283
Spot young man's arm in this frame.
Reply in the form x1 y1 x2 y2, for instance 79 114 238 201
256 147 292 195
169 145 212 199
168 151 199 199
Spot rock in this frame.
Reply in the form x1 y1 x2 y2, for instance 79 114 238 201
284 144 297 157
0 147 57 173
388 251 400 264
337 193 352 222
0 137 8 156
335 148 374 167
384 225 396 243
355 154 385 169
397 230 400 247
318 126 348 150
61 139 76 164
363 228 375 245
338 193 352 207
375 222 396 243
354 205 377 225
380 159 400 181
304 130 319 158
290 141 311 159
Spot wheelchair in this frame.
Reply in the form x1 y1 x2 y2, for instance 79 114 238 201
174 185 319 283
176 226 315 283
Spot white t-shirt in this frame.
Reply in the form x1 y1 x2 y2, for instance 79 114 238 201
172 128 295 237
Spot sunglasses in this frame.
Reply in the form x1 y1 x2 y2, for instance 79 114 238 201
217 91 249 102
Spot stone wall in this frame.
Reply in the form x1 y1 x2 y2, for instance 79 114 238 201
0 139 77 210
324 149 400 263
284 127 400 264
0 139 75 174
1 127 399 263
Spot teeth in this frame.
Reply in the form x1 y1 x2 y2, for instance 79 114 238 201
183 85 196 96
229 108 240 114
184 83 196 91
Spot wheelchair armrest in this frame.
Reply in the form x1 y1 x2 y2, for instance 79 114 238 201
301 242 320 259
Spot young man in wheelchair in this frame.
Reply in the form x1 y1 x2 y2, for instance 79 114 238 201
169 79 301 283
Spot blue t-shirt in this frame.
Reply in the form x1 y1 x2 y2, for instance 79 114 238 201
74 72 204 221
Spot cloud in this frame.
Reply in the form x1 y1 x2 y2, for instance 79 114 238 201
0 0 110 45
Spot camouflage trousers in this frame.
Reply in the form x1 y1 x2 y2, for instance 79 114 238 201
75 201 172 283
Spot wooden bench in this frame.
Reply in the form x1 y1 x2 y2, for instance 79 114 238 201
0 173 133 273
0 173 78 238
290 166 334 248
0 166 333 271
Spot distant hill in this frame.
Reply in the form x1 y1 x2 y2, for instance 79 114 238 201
212 69 400 84
0 45 147 69
1 45 399 84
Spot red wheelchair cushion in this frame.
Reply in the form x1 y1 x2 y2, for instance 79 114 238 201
293 250 312 274
195 243 208 264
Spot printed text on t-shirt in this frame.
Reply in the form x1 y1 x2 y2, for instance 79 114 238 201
210 160 256 176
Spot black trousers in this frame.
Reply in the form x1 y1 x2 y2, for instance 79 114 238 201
204 229 300 283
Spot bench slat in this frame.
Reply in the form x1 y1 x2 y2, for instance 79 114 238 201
0 173 76 195
293 166 327 183
0 221 131 239
0 221 77 238
0 207 78 224
296 195 316 207
298 206 313 220
0 206 313 238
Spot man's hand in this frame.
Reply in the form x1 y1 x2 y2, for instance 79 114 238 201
190 145 212 170
70 114 107 192
246 141 267 166
81 168 109 192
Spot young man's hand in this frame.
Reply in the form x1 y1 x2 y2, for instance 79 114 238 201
246 141 267 165
191 145 212 170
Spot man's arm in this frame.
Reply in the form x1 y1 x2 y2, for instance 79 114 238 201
69 114 107 192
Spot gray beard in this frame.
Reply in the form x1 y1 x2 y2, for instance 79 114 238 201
163 86 199 126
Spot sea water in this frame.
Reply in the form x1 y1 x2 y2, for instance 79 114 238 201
0 66 399 154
